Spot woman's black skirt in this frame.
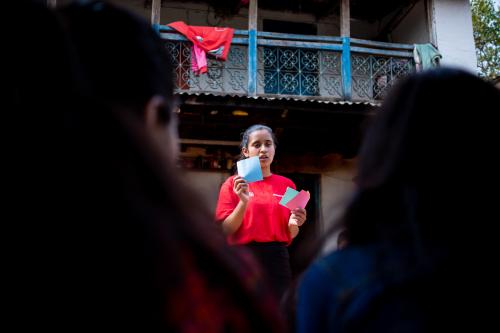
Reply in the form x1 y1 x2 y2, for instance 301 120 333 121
244 241 292 301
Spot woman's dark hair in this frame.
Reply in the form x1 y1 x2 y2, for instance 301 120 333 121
239 124 278 159
59 0 176 123
308 69 500 332
344 68 500 251
303 69 500 267
11 2 285 331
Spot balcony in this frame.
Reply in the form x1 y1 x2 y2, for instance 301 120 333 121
160 26 415 104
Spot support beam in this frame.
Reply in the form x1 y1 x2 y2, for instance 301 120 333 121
47 0 56 8
425 0 437 46
341 37 352 101
340 0 350 37
248 0 258 96
151 0 161 30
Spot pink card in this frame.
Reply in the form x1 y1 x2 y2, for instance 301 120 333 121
285 190 310 210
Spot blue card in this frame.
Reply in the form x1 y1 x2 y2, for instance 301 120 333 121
236 156 263 183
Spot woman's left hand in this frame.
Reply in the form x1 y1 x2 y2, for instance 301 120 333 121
289 208 307 226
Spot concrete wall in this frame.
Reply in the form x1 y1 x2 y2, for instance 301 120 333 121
184 170 231 216
160 2 248 29
432 0 478 72
390 0 430 44
319 159 357 253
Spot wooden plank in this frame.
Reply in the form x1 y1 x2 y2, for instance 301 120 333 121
159 26 248 36
257 39 343 51
350 46 413 58
234 30 250 36
151 0 161 26
160 34 188 41
161 26 411 51
248 0 258 96
257 31 343 43
340 0 350 37
350 38 414 50
341 37 352 100
226 38 248 45
160 33 248 45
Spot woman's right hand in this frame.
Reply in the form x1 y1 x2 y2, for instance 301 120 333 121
233 175 250 204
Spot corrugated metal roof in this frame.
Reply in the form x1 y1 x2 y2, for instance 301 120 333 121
175 91 381 106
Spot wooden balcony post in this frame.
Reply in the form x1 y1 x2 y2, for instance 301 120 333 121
340 0 352 100
340 0 352 101
342 37 352 100
340 0 350 38
425 0 437 46
151 0 161 33
248 0 258 96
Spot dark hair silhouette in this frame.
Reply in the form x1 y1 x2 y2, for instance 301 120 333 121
8 1 285 331
323 68 500 332
60 0 176 122
297 69 500 333
345 68 500 253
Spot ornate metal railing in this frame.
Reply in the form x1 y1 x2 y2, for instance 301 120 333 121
159 26 415 102
256 32 344 99
350 39 415 101
162 28 249 95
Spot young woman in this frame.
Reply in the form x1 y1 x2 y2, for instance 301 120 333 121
216 124 307 301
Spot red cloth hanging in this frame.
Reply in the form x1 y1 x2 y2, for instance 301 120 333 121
191 44 207 75
168 21 234 61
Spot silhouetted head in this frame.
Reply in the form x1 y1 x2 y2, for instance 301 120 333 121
60 0 178 159
345 68 500 249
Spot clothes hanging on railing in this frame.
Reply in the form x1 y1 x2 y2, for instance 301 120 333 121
168 21 234 75
414 43 442 71
191 44 207 75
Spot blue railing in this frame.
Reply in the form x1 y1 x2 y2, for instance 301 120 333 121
159 26 415 102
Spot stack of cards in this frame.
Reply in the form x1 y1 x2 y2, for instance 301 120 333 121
279 186 310 210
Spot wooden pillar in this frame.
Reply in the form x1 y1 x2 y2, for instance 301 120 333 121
341 37 352 100
151 0 161 30
47 0 56 8
248 0 258 96
425 0 437 46
340 0 351 100
340 0 350 37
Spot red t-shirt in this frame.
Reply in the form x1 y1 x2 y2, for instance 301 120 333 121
215 174 295 245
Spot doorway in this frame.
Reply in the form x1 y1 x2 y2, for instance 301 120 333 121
282 172 320 278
